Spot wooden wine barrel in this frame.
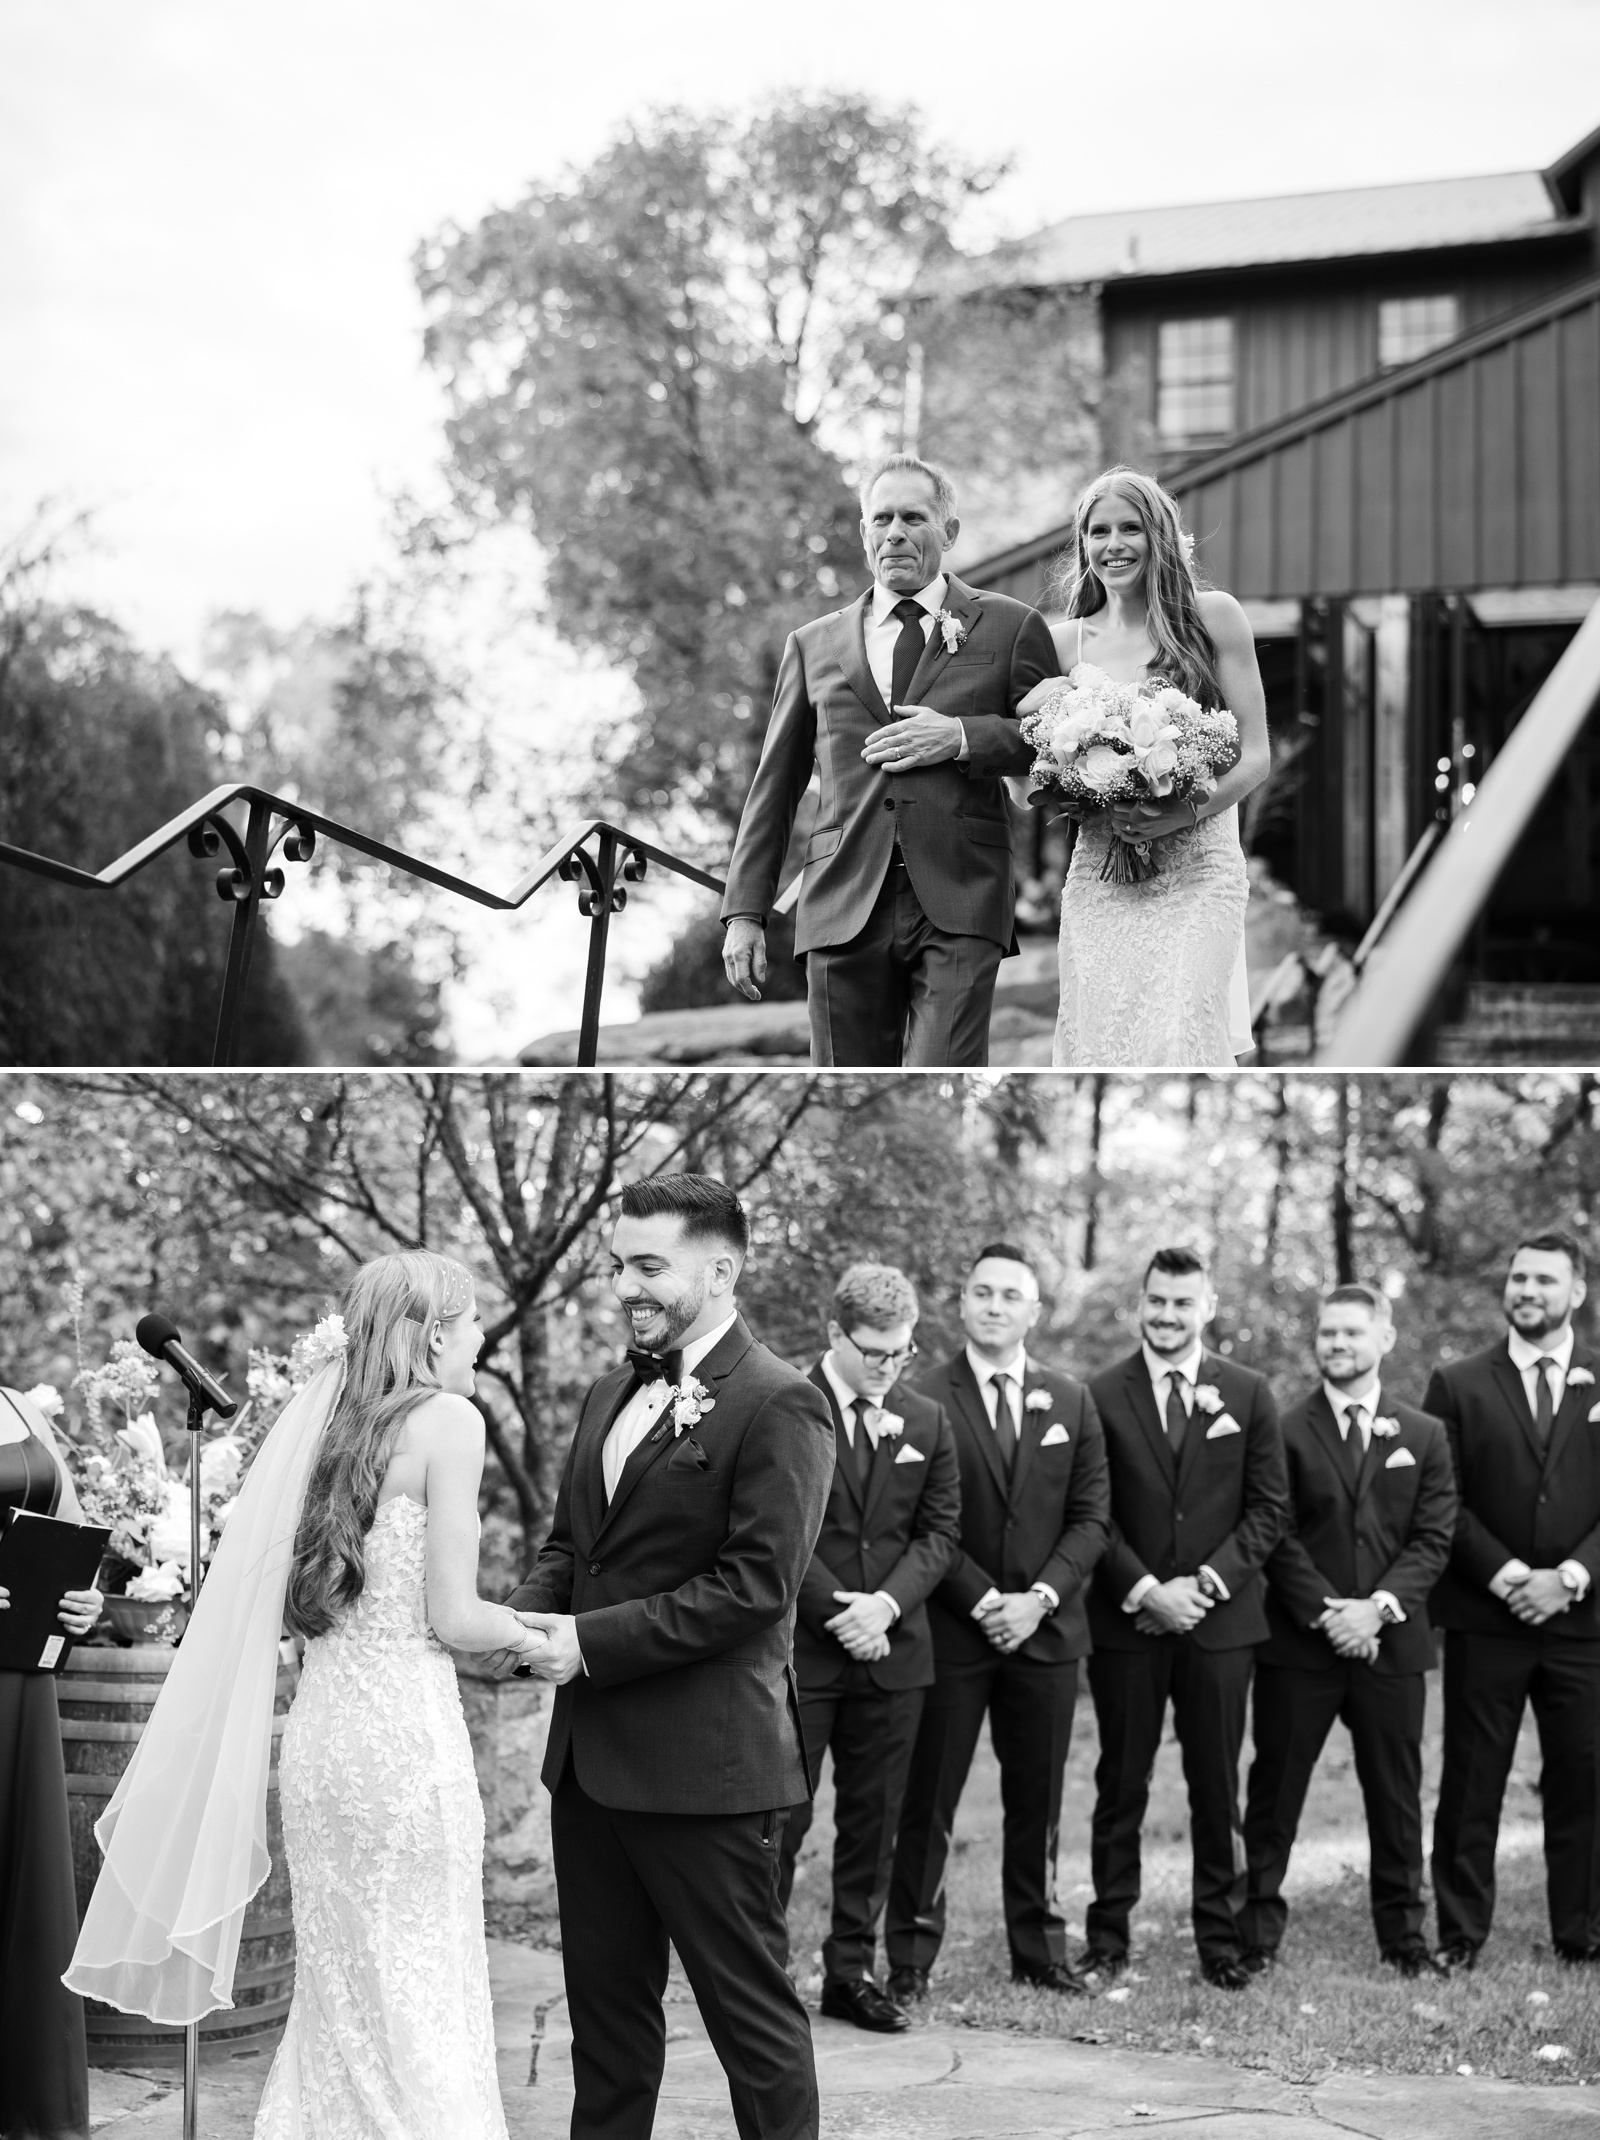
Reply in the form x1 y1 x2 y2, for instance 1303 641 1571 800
59 1643 299 2064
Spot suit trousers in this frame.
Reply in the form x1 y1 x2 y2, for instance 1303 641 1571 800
806 855 1004 1068
1432 1629 1600 1955
777 1676 925 1984
885 1652 1078 1971
1086 1642 1254 1964
1241 1661 1427 1955
551 1764 819 2140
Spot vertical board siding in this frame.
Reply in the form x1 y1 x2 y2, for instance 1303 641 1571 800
1436 364 1478 587
1560 302 1600 579
1278 438 1315 593
1354 402 1396 593
1520 324 1564 585
1236 457 1276 593
1316 422 1355 595
1476 343 1520 585
1395 380 1437 589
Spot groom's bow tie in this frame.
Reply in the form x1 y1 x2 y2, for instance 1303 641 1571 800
626 1347 683 1387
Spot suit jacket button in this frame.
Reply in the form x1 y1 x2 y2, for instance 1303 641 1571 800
883 797 895 810
1539 1493 1548 1505
588 1561 602 1576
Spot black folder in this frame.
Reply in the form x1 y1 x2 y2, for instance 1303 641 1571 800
0 1506 112 1673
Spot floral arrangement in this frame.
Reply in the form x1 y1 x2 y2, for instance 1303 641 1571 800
1019 670 1239 884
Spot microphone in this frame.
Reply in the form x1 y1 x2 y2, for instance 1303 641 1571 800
135 1313 240 1419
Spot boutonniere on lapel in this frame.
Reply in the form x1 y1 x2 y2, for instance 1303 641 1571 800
934 608 967 655
1025 1389 1053 1413
1370 1416 1401 1439
1568 1367 1595 1388
1193 1383 1240 1437
862 1406 904 1446
651 1377 716 1442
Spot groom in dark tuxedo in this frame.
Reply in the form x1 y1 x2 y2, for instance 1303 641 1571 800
720 453 1057 1067
1425 1230 1600 1966
507 1174 835 2140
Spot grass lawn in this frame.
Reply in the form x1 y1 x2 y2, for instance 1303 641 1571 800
781 1670 1600 2088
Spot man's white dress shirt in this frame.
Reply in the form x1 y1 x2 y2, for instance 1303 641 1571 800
1490 1324 1589 1603
601 1312 736 1503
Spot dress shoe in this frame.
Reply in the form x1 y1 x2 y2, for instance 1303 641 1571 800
1383 1944 1447 1979
1074 1945 1128 1982
1200 1956 1254 1991
819 1978 911 2033
1011 1957 1093 1995
887 1966 929 2002
1435 1942 1477 1973
1239 1946 1275 1976
1554 1943 1600 1964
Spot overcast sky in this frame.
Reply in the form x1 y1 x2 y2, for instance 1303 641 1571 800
4 0 1596 660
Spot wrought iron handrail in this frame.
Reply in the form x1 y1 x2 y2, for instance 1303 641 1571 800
0 785 725 1066
1319 596 1600 1065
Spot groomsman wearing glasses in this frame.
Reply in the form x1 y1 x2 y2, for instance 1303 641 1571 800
1426 1231 1600 1966
780 1264 961 2031
1240 1284 1456 1977
885 1243 1110 1998
1082 1247 1287 1990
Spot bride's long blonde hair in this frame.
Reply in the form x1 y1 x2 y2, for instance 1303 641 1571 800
1052 465 1223 706
285 1250 475 1639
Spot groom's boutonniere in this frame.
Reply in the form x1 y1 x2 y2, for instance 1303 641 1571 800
1568 1367 1595 1388
1025 1389 1053 1413
670 1378 715 1437
1192 1384 1225 1416
934 608 967 655
1371 1416 1401 1439
862 1406 904 1446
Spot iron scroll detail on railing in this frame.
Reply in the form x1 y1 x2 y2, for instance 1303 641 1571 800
0 786 726 1067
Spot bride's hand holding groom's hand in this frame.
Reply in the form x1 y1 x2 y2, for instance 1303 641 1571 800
507 1609 585 1684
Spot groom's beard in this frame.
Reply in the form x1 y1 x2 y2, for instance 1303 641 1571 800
626 1274 708 1354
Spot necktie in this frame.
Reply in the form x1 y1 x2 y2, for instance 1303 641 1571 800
991 1373 1018 1473
1534 1359 1557 1451
1346 1403 1368 1484
626 1347 682 1387
846 1401 873 1492
890 598 926 712
1164 1372 1188 1458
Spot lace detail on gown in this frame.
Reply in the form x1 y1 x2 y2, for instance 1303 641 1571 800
255 1496 506 2140
1053 660 1249 1068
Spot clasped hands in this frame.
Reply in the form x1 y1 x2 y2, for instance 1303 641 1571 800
1502 1567 1574 1625
973 1588 1048 1653
1134 1575 1213 1637
826 1589 895 1661
1318 1596 1383 1663
0 1583 102 1636
487 1611 584 1685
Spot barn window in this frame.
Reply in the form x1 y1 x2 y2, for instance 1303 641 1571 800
1378 295 1460 369
1157 318 1235 444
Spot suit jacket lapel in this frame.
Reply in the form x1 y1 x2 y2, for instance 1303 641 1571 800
1126 1355 1176 1486
946 1352 1010 1501
1307 1388 1359 1501
1491 1343 1546 1470
1544 1346 1596 1478
837 590 891 725
1008 1363 1050 1504
903 574 981 705
810 1362 863 1514
578 1367 646 1545
1354 1417 1386 1501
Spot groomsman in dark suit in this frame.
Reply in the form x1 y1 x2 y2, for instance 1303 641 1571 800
1082 1246 1288 1989
779 1263 961 2031
885 1243 1111 1998
1426 1230 1600 1965
1240 1284 1456 1976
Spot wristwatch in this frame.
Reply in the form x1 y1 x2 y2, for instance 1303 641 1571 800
1559 1564 1584 1597
1030 1583 1059 1615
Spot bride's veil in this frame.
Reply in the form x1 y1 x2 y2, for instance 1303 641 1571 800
64 1359 342 2024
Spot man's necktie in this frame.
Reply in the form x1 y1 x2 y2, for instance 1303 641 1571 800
890 598 926 712
1164 1372 1188 1457
1346 1403 1368 1484
626 1347 682 1387
992 1373 1018 1473
846 1401 873 1492
1535 1359 1557 1452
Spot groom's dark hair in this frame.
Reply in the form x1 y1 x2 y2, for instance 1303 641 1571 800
1143 1245 1211 1286
620 1173 750 1258
1511 1230 1586 1283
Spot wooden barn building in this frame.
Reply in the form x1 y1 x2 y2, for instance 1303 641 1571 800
942 121 1600 1056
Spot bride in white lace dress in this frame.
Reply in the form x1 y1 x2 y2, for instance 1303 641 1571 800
1030 467 1270 1068
67 1251 547 2140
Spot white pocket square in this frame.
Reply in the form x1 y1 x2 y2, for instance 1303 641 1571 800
1204 1416 1241 1439
1589 1402 1600 1423
1384 1448 1416 1468
1039 1423 1071 1447
893 1443 925 1464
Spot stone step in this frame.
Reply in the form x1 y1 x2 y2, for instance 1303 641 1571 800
1433 984 1600 1064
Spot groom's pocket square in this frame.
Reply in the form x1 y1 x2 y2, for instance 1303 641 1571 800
667 1439 710 1472
1039 1423 1071 1447
1384 1448 1417 1468
1589 1402 1600 1423
893 1444 926 1464
1204 1416 1242 1439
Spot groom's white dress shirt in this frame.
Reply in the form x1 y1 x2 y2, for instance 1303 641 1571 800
601 1312 736 1503
864 575 969 759
1489 1324 1589 1603
1123 1341 1226 1614
1321 1379 1403 1624
963 1343 1058 1614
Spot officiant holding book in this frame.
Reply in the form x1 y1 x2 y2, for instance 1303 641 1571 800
0 1385 105 2140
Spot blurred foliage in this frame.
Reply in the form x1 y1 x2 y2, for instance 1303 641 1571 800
416 93 1002 857
0 1073 1593 1587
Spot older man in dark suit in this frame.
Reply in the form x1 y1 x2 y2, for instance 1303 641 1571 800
720 453 1057 1067
1426 1229 1600 1967
1240 1284 1456 1976
1082 1246 1288 1989
885 1242 1110 1998
508 1175 836 2140
779 1263 960 2032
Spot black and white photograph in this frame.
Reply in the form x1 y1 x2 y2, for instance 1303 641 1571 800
3 5 1600 2139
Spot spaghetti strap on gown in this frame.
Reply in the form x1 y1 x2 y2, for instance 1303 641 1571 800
254 1494 506 2140
1053 623 1250 1068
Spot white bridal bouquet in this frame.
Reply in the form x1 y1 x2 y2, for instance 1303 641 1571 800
1019 670 1240 884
